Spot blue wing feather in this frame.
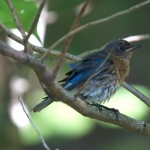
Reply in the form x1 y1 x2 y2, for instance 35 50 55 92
33 50 110 112
61 52 108 90
63 69 94 90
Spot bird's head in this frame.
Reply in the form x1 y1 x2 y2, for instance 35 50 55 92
104 39 141 58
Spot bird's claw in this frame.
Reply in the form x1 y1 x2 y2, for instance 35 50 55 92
87 102 119 120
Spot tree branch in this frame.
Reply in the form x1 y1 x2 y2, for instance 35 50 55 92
1 0 150 120
51 0 91 79
122 82 150 107
0 20 82 61
5 0 26 38
1 18 150 60
0 40 150 137
0 24 150 106
24 0 47 44
18 97 51 150
5 0 33 54
0 22 23 43
40 0 150 59
1 19 150 61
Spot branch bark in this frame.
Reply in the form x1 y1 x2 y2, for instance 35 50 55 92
41 0 150 58
51 0 91 79
1 21 150 106
5 0 26 38
23 0 47 44
0 40 150 137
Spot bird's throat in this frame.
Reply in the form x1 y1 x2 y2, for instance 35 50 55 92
112 56 130 83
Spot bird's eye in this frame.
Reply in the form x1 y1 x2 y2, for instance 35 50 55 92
120 45 125 51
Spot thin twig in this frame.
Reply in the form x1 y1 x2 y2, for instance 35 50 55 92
18 97 51 150
5 0 26 38
0 22 23 44
0 35 149 108
33 34 150 61
24 0 47 44
24 0 47 55
40 0 150 60
32 45 81 61
5 0 33 54
122 82 150 107
1 1 150 57
51 0 91 78
0 21 81 61
1 41 150 137
1 1 150 58
0 19 149 60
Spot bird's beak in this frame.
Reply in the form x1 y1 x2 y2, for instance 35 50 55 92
126 44 141 53
130 44 142 51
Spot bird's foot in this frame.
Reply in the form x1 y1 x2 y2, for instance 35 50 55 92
87 102 119 120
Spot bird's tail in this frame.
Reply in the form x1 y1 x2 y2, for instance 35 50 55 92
32 97 54 112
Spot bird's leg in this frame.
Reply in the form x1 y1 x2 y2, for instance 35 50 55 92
86 102 119 120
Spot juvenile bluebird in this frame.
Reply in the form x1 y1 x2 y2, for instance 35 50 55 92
33 39 140 112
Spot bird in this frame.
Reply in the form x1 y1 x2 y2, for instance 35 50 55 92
33 39 141 112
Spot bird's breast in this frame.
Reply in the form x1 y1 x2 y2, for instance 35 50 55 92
111 56 130 83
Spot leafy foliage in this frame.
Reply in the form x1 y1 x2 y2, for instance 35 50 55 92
0 0 37 30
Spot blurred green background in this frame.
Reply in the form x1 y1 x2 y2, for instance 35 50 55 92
0 0 150 150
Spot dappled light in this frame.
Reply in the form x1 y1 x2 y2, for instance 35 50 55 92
0 0 150 150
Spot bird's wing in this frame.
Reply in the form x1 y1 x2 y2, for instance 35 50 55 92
59 52 112 91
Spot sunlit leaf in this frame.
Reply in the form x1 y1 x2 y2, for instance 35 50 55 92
0 0 37 31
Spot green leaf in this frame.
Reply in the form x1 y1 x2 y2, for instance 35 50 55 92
0 0 37 31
